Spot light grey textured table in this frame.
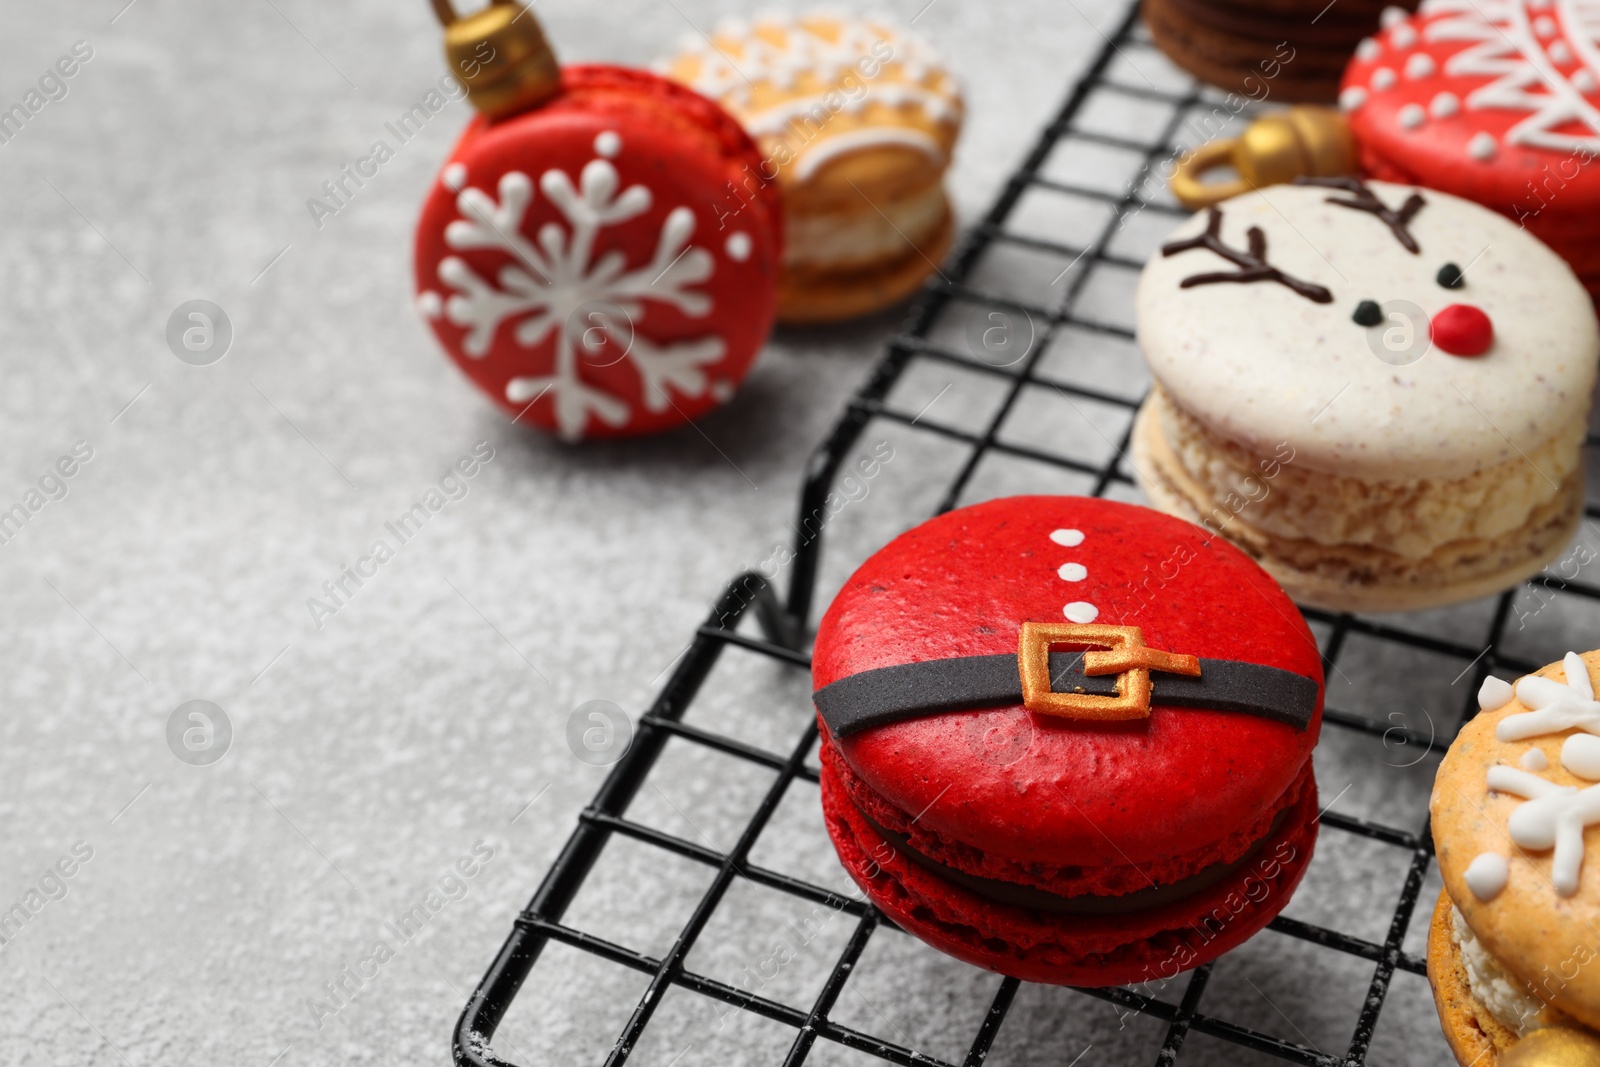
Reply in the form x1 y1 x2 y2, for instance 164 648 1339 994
0 1 1503 1065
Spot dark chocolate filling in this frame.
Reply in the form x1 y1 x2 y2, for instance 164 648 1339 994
863 806 1292 916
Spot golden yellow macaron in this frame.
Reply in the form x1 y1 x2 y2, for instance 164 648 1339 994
1429 649 1600 1063
656 12 962 323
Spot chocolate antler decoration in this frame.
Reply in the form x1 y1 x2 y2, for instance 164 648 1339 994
1161 207 1333 304
1294 176 1426 254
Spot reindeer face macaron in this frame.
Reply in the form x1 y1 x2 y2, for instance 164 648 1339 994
1132 178 1599 612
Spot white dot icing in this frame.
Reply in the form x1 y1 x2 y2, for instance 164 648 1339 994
1381 4 1409 27
1467 131 1498 160
1480 675 1514 710
417 291 443 319
1406 52 1435 79
1464 852 1509 901
1372 66 1398 90
1340 86 1368 112
1356 37 1382 62
1399 103 1426 128
1049 528 1085 547
1430 91 1460 117
1057 563 1087 582
1549 40 1572 65
1521 747 1550 771
594 131 622 158
1063 601 1099 623
710 379 735 403
1391 23 1418 48
442 163 467 192
1533 14 1557 36
1575 70 1598 94
725 232 752 261
1564 734 1600 779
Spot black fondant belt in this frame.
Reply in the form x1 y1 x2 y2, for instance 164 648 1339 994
813 623 1317 738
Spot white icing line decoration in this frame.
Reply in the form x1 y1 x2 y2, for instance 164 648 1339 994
1465 852 1510 900
1485 763 1600 896
1496 651 1599 741
790 126 945 182
436 141 728 441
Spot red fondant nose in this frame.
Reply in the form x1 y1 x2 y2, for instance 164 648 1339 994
1430 303 1494 357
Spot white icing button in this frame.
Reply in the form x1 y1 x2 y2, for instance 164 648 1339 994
1406 52 1435 79
417 291 443 319
725 232 752 262
1380 4 1408 27
442 163 467 191
1575 69 1599 94
1058 563 1087 582
1464 852 1509 901
1549 41 1572 65
1479 675 1514 711
1340 86 1368 112
1468 131 1498 160
1356 37 1382 62
1392 23 1418 48
1430 91 1460 117
1049 528 1085 547
1063 601 1099 623
1399 103 1426 128
1372 66 1398 90
1534 14 1557 37
1521 747 1550 771
594 131 622 158
1563 734 1600 779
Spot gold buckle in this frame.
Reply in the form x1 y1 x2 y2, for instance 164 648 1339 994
1017 623 1202 721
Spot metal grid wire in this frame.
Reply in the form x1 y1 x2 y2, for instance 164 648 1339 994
453 7 1600 1065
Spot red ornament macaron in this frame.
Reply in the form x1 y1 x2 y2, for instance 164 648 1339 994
1340 0 1600 299
414 60 782 439
813 495 1325 986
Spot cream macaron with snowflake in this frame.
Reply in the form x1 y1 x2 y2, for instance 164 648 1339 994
1132 177 1599 613
1428 650 1600 1065
656 11 963 322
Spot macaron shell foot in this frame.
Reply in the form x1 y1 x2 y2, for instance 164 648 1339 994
777 206 953 324
821 743 1318 987
1428 889 1516 1067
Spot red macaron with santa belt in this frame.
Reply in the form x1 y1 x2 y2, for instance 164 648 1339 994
813 495 1324 986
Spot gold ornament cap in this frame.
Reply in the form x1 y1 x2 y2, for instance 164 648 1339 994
1502 1026 1600 1067
1169 106 1357 210
431 0 561 121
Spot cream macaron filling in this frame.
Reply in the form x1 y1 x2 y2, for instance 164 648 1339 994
1147 384 1583 562
1451 905 1551 1037
783 181 948 273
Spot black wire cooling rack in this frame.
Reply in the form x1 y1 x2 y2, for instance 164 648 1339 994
452 6 1600 1065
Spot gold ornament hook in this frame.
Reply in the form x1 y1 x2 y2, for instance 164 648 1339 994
1169 106 1357 211
430 0 561 121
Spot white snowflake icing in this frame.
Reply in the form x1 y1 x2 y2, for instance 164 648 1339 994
1482 653 1600 896
1417 0 1600 155
1496 651 1600 741
434 135 726 440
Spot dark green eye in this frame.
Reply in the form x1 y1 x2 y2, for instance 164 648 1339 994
1437 263 1464 288
1353 300 1383 327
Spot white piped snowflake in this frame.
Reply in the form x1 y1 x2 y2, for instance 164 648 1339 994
435 135 725 440
1496 651 1600 741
